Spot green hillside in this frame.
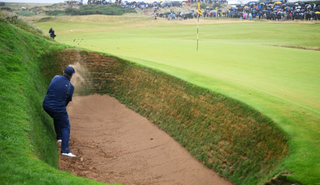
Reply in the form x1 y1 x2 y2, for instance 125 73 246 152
0 18 110 185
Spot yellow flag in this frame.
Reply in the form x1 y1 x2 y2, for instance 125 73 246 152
197 2 202 16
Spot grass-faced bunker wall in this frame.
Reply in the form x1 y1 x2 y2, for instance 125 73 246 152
43 49 288 185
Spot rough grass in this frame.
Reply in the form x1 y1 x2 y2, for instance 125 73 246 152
0 22 115 185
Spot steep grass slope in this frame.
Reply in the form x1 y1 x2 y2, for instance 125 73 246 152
0 22 110 185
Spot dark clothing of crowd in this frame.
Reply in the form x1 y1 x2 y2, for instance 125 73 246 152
208 2 320 21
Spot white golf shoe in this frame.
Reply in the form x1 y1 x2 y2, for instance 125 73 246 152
61 153 76 157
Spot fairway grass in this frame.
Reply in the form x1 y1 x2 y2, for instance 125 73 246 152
35 16 320 184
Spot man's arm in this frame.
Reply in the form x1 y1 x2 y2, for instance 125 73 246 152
66 84 74 106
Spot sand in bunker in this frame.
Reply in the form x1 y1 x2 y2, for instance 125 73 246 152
59 94 233 185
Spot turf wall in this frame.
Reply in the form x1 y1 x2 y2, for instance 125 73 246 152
44 49 289 185
0 22 108 185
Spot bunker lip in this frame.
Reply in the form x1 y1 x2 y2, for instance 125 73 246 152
59 94 233 185
264 44 320 51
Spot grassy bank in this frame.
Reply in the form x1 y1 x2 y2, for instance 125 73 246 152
0 20 111 184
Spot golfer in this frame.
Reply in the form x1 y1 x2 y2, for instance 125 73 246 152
43 66 76 157
49 28 56 39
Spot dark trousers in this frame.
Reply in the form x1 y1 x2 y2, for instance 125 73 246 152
43 106 71 153
58 113 71 153
53 116 62 140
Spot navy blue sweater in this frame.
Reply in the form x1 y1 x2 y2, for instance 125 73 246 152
43 74 74 115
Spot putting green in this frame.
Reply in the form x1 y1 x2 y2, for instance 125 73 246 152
36 16 320 184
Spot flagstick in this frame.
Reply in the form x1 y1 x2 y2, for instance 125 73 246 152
197 14 199 51
197 2 201 51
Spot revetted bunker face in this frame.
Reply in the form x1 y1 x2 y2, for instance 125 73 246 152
42 49 288 184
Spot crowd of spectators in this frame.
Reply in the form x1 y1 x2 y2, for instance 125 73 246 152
119 0 227 10
131 1 320 21
156 2 320 21
87 0 227 7
87 0 320 21
203 1 320 21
